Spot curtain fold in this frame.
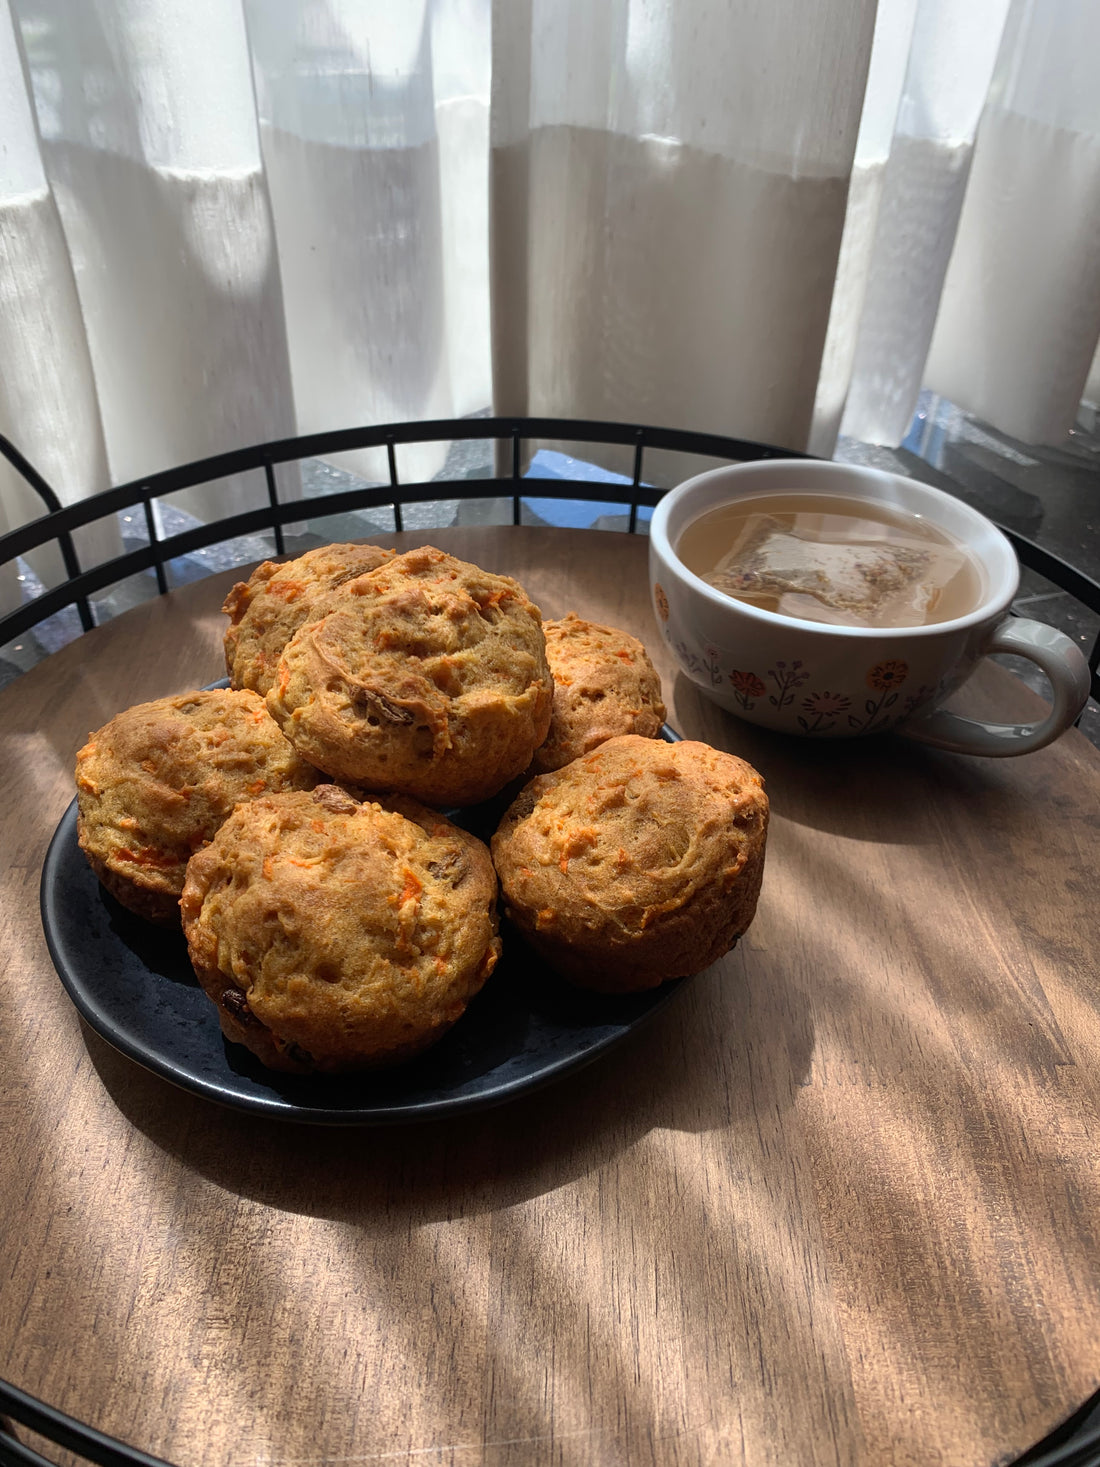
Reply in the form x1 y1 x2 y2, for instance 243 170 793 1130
1 0 1098 622
0 0 116 606
13 0 298 523
809 0 920 459
245 0 491 485
924 0 1100 444
491 0 878 476
836 0 1014 449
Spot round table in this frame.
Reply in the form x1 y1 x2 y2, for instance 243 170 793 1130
2 525 1098 1467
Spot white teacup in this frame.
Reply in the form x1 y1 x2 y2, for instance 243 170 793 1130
649 459 1091 755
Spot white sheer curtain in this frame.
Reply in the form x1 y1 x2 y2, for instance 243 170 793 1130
14 0 297 520
0 0 116 596
491 0 877 467
825 0 1014 451
2 0 1099 615
244 0 490 483
828 0 1100 451
924 0 1100 444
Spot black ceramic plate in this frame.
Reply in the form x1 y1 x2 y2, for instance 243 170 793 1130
41 728 685 1125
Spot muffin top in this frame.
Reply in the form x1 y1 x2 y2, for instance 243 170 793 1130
265 545 553 806
492 735 768 989
180 785 501 1072
532 612 666 773
75 688 321 921
223 541 394 696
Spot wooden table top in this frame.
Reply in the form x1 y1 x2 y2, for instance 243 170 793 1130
2 525 1099 1467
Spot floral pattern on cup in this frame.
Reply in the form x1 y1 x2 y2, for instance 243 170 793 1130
797 690 851 734
671 635 945 738
729 669 766 711
846 659 908 734
767 659 809 710
673 638 702 676
901 681 938 721
653 583 670 622
703 644 726 686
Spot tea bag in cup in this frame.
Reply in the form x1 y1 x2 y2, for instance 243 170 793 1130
703 514 967 628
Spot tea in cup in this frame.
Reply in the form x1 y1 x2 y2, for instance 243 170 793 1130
649 460 1090 755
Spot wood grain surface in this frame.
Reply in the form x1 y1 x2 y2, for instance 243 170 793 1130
2 526 1099 1467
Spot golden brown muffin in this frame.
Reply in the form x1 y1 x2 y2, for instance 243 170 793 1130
180 785 502 1073
492 735 768 992
223 541 394 696
265 545 553 807
75 689 322 924
532 612 667 773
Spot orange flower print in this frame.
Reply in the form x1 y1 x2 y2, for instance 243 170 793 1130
654 583 670 622
728 668 766 712
730 669 766 699
848 659 909 734
866 659 908 691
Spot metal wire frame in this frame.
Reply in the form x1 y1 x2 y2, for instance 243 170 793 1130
2 416 1098 715
0 416 806 649
3 1370 1099 1467
0 1379 174 1467
2 416 1099 715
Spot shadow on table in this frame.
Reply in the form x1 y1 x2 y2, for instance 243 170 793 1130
82 932 815 1227
671 672 1080 845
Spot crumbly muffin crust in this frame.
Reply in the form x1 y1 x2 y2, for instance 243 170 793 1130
492 735 768 992
532 612 667 773
265 546 553 806
223 541 394 696
75 688 322 924
180 785 502 1073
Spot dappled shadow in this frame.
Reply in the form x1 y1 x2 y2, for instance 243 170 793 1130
84 930 815 1228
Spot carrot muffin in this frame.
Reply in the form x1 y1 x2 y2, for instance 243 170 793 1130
531 612 667 773
223 541 394 696
180 785 502 1073
75 688 322 924
265 546 553 807
492 735 768 992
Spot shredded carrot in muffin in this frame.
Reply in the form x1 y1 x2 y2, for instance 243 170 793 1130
398 870 423 907
269 579 306 602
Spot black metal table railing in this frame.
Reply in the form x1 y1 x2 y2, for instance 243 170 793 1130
2 417 1097 722
0 417 807 649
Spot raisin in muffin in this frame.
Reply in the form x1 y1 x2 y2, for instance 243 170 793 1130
265 546 553 806
180 785 501 1073
223 541 394 696
75 688 322 924
531 613 666 773
492 735 767 992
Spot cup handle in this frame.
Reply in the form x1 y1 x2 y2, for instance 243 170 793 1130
898 616 1092 757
